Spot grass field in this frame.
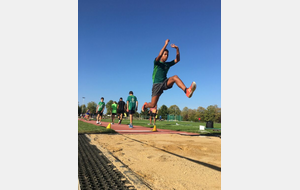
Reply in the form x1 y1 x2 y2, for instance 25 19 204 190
78 120 117 134
79 117 221 135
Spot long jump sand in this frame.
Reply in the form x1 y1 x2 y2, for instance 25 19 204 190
89 133 221 190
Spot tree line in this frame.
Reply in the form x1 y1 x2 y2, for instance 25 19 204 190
78 101 221 123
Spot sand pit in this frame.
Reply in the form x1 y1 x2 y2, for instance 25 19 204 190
89 134 221 190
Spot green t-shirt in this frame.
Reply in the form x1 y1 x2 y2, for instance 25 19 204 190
152 59 175 84
111 103 117 113
126 95 137 110
98 102 105 112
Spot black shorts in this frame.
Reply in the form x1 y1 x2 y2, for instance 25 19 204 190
97 112 103 116
112 113 116 115
150 112 156 117
117 110 124 114
128 110 135 115
152 78 172 97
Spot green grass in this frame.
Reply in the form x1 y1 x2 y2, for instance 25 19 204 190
98 118 221 135
78 120 117 134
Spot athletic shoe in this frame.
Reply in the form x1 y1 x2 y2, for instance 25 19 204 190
96 121 99 124
148 123 151 125
142 102 147 112
186 82 196 98
118 120 121 124
129 124 133 128
99 122 101 125
111 123 114 125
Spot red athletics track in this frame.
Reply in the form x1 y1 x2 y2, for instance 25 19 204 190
78 119 200 136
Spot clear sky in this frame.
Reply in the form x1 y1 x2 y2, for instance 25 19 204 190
4 2 300 187
78 0 221 113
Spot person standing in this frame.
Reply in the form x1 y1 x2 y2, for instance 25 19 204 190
111 101 117 124
117 97 126 124
96 97 105 124
148 104 158 126
126 91 138 128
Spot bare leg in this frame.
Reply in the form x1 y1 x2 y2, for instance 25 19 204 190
130 114 133 124
145 95 160 109
144 76 187 110
167 75 187 91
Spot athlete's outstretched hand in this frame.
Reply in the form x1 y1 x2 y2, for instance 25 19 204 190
165 39 170 45
171 44 178 49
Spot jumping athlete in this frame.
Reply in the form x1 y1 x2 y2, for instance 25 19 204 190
142 39 196 112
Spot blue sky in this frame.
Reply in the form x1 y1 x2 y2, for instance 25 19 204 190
78 0 221 113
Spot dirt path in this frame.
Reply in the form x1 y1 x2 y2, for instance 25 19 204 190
89 134 221 190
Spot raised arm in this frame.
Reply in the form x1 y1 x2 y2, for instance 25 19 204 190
155 39 170 62
171 44 180 63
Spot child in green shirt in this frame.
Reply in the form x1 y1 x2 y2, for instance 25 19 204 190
96 97 105 125
126 91 138 128
111 101 117 124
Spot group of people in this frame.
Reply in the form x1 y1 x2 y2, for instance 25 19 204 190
94 91 138 128
83 39 196 129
